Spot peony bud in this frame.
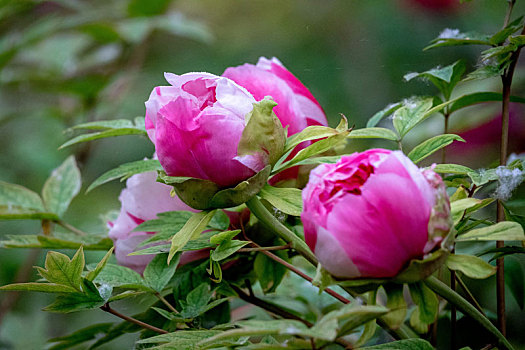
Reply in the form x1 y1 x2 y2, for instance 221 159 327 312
108 171 200 273
301 149 452 279
145 72 284 189
223 57 328 183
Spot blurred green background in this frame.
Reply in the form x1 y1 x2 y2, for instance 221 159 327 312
0 0 524 349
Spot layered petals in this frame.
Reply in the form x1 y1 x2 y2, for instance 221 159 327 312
145 72 262 188
108 171 197 273
302 149 451 279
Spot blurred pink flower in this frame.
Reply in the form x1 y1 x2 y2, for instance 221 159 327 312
108 171 200 273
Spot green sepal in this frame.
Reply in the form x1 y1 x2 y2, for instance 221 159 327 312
160 165 271 210
237 97 286 167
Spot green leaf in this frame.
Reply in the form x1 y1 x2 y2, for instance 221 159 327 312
451 198 483 225
211 240 249 261
237 98 286 166
367 103 402 128
273 130 350 174
180 283 212 318
481 246 525 261
409 282 438 332
70 119 138 131
87 159 163 193
425 30 492 50
43 291 105 313
209 230 241 245
290 155 342 167
284 125 340 154
347 127 399 141
433 163 474 175
360 339 434 349
404 61 466 99
168 210 216 264
36 247 85 291
135 211 194 246
254 251 288 293
59 125 146 149
0 234 113 250
48 323 113 350
505 257 524 310
144 253 180 292
447 92 525 114
208 209 230 231
136 330 222 347
259 184 302 216
456 222 525 242
408 134 465 163
382 283 407 329
392 98 434 138
0 181 57 220
446 254 496 279
86 247 114 281
92 263 145 289
490 17 525 45
314 303 389 340
42 156 81 217
0 283 78 293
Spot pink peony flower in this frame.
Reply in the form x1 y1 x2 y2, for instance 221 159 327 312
223 57 328 183
108 171 201 273
145 72 266 188
301 149 451 279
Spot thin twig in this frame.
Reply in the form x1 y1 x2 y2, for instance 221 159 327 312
100 303 168 334
231 285 312 326
55 220 87 236
455 275 485 315
238 244 291 252
239 220 350 304
155 292 178 314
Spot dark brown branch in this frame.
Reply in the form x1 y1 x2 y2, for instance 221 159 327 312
496 19 525 337
100 303 168 334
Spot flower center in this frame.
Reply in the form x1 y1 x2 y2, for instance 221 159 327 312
181 78 217 110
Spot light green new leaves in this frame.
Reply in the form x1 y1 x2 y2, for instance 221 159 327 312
425 30 492 50
0 181 56 220
0 233 112 250
136 330 222 348
456 222 524 242
92 263 144 289
87 159 163 193
404 60 466 99
211 240 249 262
408 134 465 164
367 103 402 128
42 156 81 217
392 98 434 138
59 117 147 149
198 305 388 347
86 247 114 282
446 254 496 279
36 246 85 291
0 156 81 220
273 117 350 174
382 284 407 329
347 127 399 141
0 283 77 293
168 210 216 263
259 184 302 216
237 98 286 166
